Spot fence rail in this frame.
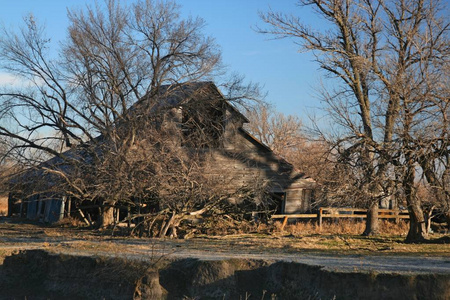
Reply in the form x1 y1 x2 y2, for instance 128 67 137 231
271 207 409 230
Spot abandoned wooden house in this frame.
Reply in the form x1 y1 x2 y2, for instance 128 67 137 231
8 82 315 223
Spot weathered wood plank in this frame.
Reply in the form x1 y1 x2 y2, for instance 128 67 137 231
322 214 367 218
272 214 317 219
321 208 367 212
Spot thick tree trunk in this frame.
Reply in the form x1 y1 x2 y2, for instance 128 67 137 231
425 206 435 234
404 165 428 242
406 208 428 242
98 203 115 229
406 201 428 242
362 202 379 236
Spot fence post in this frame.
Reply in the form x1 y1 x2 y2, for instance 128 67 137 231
281 216 288 231
318 207 323 231
127 206 131 228
395 209 399 224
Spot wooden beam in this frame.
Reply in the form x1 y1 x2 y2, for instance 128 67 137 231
272 214 317 219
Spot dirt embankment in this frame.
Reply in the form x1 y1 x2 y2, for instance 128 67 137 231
0 250 448 300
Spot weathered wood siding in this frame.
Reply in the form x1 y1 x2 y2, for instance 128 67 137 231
283 189 313 213
209 112 316 213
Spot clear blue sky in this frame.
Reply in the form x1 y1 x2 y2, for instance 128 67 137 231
0 0 325 119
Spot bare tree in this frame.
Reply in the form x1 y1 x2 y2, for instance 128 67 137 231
416 61 450 230
259 0 449 241
244 103 305 156
245 102 333 208
372 0 449 241
0 0 263 230
259 0 386 236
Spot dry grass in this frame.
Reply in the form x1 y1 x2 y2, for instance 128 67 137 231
0 196 8 216
275 219 409 236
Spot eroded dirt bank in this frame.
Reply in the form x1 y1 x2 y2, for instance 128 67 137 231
0 250 449 300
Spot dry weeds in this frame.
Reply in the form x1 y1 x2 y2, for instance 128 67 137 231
275 219 409 236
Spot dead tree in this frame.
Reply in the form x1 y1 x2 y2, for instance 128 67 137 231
0 0 262 229
259 0 449 241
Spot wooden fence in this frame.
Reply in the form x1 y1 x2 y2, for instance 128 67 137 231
271 207 409 230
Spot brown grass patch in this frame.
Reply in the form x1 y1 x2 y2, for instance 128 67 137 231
0 196 8 216
273 219 409 236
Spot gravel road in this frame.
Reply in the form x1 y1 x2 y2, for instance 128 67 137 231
1 234 449 275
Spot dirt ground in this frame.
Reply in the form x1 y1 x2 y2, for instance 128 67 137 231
0 217 449 275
